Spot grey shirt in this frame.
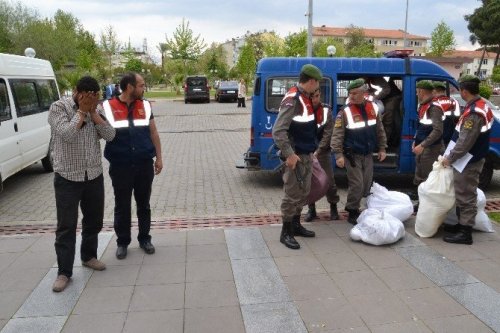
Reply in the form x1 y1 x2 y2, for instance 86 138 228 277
48 97 115 181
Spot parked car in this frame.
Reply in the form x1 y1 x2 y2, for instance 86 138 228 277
451 93 500 117
215 80 238 102
184 76 210 103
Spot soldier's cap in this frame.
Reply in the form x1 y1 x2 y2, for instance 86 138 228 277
416 80 434 90
347 78 365 91
300 64 323 80
459 74 481 84
433 81 446 90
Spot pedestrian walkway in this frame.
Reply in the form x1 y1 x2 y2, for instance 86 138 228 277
0 217 500 332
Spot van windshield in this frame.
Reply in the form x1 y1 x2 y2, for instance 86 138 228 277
187 78 206 86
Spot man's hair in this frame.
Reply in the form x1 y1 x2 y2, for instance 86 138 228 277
299 72 313 83
76 76 100 93
120 72 138 92
459 81 480 95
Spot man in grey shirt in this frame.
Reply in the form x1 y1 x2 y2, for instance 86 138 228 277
48 76 115 292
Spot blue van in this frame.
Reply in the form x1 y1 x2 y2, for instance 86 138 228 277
236 55 500 189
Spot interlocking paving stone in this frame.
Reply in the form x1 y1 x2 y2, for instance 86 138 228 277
241 302 307 333
443 283 500 332
1 316 66 333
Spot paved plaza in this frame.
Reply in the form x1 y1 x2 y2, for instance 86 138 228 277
0 100 500 332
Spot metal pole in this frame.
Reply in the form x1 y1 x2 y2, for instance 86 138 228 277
403 0 409 48
307 0 313 57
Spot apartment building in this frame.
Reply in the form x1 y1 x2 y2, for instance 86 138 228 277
443 50 498 79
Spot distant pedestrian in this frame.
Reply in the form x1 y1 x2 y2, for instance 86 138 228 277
237 79 246 108
103 72 163 260
112 83 121 97
48 76 116 292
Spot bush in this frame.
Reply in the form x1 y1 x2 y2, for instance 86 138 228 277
479 83 493 99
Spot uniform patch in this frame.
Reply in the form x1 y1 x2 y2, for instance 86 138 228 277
463 119 474 129
334 119 342 128
354 115 361 122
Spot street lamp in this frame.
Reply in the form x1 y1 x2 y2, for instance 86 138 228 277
327 45 336 57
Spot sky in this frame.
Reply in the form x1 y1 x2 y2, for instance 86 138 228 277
18 0 481 63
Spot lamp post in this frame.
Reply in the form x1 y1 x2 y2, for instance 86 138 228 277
327 45 336 57
403 0 409 48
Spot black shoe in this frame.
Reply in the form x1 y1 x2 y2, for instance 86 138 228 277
280 219 300 249
116 246 127 260
330 204 339 220
443 224 461 233
443 225 473 245
292 215 315 237
346 209 360 225
140 241 155 254
304 204 318 222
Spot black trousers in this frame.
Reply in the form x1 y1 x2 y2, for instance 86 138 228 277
237 97 246 107
54 173 104 278
109 161 154 246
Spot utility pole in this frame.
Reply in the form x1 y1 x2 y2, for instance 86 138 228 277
306 0 313 57
403 0 409 48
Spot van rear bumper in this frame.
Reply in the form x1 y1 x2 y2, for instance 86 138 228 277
235 151 261 170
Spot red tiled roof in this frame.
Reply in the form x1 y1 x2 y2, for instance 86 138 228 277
444 50 497 59
313 26 428 40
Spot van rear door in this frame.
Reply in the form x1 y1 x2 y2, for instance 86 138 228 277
0 78 22 179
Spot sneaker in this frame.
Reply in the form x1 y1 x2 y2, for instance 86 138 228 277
140 241 155 254
82 258 106 271
52 275 70 292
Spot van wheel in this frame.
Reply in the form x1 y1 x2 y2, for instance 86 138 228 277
478 159 493 190
41 152 53 172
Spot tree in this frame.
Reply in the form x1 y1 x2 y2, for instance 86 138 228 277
465 0 500 67
100 25 121 77
161 18 206 76
235 42 256 83
284 29 307 57
313 37 345 57
492 65 500 83
345 25 378 57
0 0 39 52
429 21 456 56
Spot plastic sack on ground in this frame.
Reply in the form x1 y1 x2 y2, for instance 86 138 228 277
366 182 413 221
415 158 455 237
350 208 405 245
306 157 329 205
443 188 495 233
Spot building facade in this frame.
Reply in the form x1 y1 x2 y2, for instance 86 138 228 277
443 50 498 79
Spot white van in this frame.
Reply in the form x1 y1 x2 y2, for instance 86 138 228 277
0 52 60 192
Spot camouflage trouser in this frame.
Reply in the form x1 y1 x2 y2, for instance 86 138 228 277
454 159 484 226
316 151 340 204
281 154 313 220
345 154 373 211
414 144 442 186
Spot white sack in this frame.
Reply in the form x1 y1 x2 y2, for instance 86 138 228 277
443 188 495 233
350 208 405 245
366 182 414 221
415 158 455 237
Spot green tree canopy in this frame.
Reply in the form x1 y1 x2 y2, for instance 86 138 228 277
100 25 121 77
313 37 345 57
345 25 378 57
235 42 256 83
284 29 307 57
429 21 456 56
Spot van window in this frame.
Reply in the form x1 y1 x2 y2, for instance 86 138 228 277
10 79 59 117
0 79 11 121
186 77 206 86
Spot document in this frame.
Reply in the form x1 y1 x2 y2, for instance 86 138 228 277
444 141 472 173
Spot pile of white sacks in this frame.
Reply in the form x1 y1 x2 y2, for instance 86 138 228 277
350 159 495 245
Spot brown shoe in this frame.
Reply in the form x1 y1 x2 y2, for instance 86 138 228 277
52 275 70 292
82 258 106 271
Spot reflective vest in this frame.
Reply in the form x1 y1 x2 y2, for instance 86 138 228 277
343 101 379 155
281 86 327 154
434 95 460 145
451 98 493 164
103 98 156 165
414 100 443 146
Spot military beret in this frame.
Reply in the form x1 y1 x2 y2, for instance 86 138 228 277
433 81 446 90
347 78 365 91
300 64 322 80
459 74 481 84
416 80 434 90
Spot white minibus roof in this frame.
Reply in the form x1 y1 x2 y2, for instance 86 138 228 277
0 53 55 77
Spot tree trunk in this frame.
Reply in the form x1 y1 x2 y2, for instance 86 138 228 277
494 46 500 67
477 47 486 78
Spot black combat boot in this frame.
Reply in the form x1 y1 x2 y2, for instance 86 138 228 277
443 207 461 233
330 203 339 220
346 209 360 225
280 218 300 249
304 204 318 222
292 215 315 237
443 224 473 245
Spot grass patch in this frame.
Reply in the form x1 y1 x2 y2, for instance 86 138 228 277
487 212 500 223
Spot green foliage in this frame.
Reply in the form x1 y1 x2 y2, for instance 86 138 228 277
197 43 229 80
429 21 456 56
313 37 345 57
491 65 500 83
479 83 493 99
284 29 307 57
345 25 378 57
125 58 142 72
100 25 121 77
260 31 285 57
235 42 256 83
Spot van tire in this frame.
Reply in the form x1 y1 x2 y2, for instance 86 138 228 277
478 159 493 190
41 152 53 172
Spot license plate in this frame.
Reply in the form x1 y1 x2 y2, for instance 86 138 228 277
193 88 202 91
227 90 235 93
